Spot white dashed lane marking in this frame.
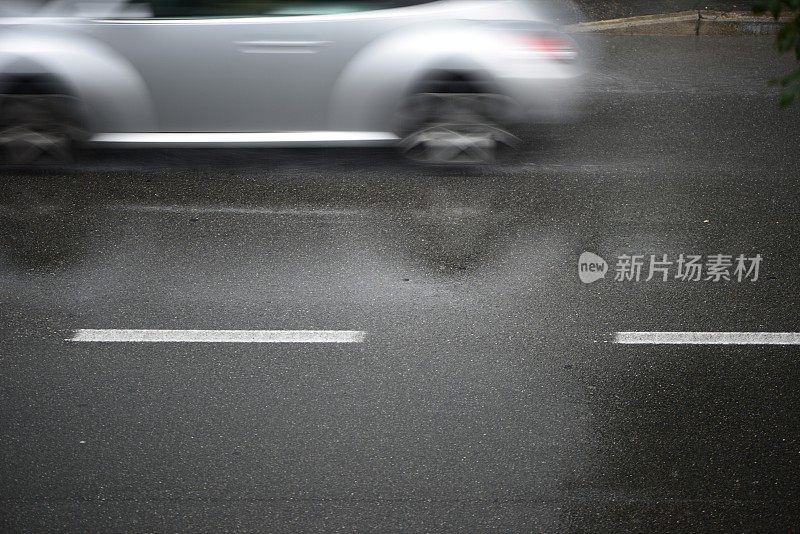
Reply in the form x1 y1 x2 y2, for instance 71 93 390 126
67 329 365 343
615 332 800 345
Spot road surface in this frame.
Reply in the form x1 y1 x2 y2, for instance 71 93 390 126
1 36 799 532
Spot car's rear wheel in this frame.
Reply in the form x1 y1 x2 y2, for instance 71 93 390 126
0 95 80 165
397 91 518 165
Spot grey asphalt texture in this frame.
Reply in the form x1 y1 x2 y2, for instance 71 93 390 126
1 36 799 532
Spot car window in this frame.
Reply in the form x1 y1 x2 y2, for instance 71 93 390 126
138 0 435 17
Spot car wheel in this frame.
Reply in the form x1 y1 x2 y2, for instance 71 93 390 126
0 95 79 165
397 92 518 165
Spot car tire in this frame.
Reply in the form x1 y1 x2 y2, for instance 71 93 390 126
397 92 518 165
0 95 81 165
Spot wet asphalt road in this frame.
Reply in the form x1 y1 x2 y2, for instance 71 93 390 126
1 36 799 532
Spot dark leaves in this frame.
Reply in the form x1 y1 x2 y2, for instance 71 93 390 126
753 0 800 105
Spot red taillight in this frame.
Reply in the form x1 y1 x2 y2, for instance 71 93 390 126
517 34 578 62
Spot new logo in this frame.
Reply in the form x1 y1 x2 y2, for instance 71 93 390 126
578 252 608 284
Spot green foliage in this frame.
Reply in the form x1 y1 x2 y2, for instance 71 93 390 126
753 0 800 105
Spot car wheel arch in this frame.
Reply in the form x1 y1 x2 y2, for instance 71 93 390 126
327 24 510 133
0 31 157 134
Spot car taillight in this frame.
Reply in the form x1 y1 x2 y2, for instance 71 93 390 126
516 34 578 62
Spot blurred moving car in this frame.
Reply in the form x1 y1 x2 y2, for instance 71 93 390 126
0 0 584 164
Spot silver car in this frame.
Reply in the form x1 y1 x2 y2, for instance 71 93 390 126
0 0 584 164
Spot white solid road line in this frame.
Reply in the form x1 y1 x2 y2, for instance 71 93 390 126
67 329 365 343
615 331 800 345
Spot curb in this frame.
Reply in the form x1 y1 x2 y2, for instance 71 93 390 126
565 10 791 36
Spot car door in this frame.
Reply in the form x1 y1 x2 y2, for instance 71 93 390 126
85 0 403 133
222 1 408 132
82 0 315 132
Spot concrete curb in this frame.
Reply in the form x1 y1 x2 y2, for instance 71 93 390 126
565 10 791 36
